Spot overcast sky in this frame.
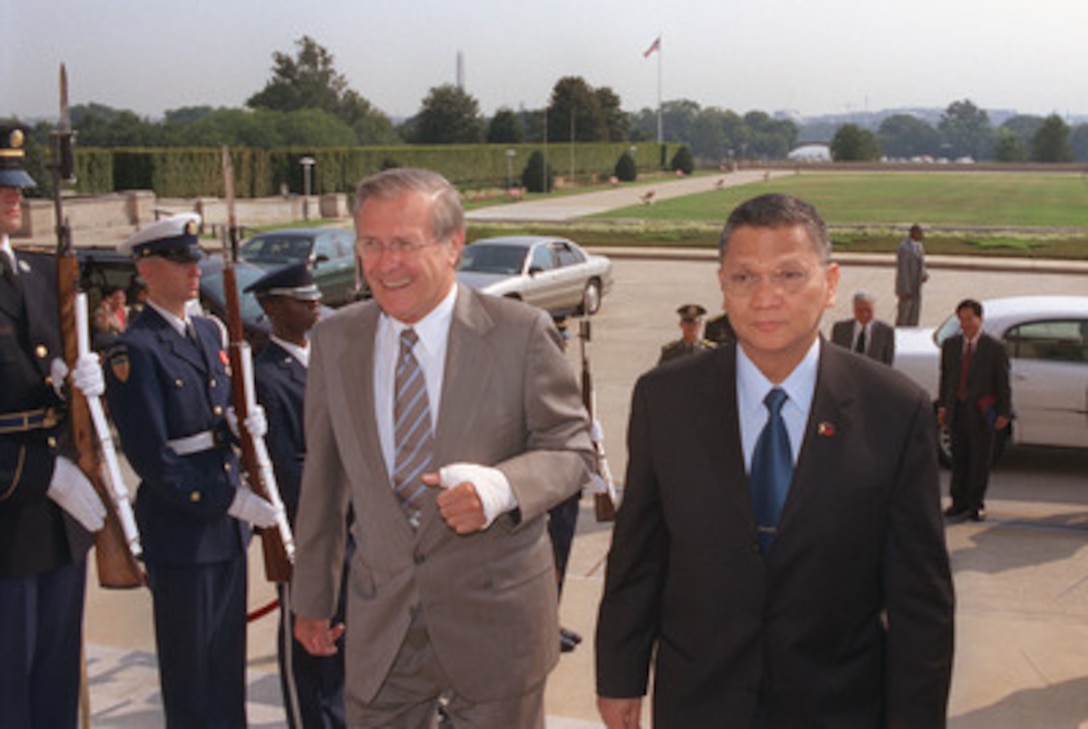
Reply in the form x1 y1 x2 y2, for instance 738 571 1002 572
5 0 1086 123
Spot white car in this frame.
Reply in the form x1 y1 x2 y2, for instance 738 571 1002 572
893 296 1088 463
456 236 613 317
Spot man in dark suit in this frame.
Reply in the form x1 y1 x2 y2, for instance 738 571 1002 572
0 124 106 728
830 290 895 365
104 213 279 727
938 298 1011 522
247 263 349 728
596 193 954 728
292 168 594 728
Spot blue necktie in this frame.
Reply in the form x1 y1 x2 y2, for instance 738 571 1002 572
751 388 792 553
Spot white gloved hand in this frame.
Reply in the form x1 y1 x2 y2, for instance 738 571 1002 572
435 463 516 529
48 456 107 532
225 405 267 440
228 488 279 528
70 352 105 398
50 358 69 399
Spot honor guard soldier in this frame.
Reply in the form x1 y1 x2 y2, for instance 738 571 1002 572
658 303 715 365
1 124 106 728
245 263 349 728
703 311 736 346
103 213 277 727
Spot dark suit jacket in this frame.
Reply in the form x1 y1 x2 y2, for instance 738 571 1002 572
293 286 594 704
596 341 954 728
938 332 1011 428
0 251 93 579
104 308 247 566
830 318 895 365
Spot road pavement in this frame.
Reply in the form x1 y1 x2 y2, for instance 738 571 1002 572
82 181 1088 727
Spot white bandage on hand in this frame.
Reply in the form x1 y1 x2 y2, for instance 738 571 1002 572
70 352 105 398
48 456 107 532
228 488 279 528
436 463 517 529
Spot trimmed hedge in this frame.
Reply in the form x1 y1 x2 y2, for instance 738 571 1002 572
72 143 674 197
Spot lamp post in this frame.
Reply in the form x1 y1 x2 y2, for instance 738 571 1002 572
300 156 315 221
505 149 516 191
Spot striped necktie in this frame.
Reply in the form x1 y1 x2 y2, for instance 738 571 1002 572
392 328 434 527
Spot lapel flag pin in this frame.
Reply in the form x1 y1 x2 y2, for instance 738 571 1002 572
817 421 835 437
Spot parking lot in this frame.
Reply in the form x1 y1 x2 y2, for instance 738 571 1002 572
83 249 1088 727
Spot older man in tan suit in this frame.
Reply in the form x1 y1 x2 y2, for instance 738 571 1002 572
292 168 594 729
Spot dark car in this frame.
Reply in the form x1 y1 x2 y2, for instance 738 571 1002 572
75 247 303 352
238 227 364 306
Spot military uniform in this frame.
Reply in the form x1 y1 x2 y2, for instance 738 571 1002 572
0 125 97 729
104 215 252 727
247 263 348 728
703 312 736 345
658 303 715 365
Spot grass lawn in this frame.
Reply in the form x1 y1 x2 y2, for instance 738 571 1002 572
466 171 1088 260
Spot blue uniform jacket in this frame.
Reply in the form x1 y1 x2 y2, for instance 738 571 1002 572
253 340 306 524
0 251 93 579
104 307 248 566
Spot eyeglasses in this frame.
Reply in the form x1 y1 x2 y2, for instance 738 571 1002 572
358 237 442 259
720 267 816 296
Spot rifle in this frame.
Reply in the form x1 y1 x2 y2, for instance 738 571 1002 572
52 64 143 588
220 146 295 583
578 318 618 522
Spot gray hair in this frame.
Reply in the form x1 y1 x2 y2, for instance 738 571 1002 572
353 168 464 242
852 291 875 305
718 193 831 263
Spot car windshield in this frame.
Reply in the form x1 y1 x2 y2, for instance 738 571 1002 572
240 235 313 264
459 244 528 275
200 266 266 324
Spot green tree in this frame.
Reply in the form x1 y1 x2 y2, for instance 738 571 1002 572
521 150 554 193
613 150 637 182
939 99 992 160
247 35 395 145
1070 123 1088 162
70 103 162 146
487 108 524 143
1000 114 1044 147
670 146 694 174
408 84 484 144
547 77 606 142
744 111 797 159
1031 114 1073 162
829 123 881 161
992 128 1027 162
877 114 940 158
595 87 628 142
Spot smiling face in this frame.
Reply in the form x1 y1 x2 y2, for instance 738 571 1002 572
356 189 464 324
718 223 839 383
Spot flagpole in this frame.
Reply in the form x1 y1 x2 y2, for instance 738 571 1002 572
656 35 663 152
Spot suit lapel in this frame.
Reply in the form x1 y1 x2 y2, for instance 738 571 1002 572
434 288 493 463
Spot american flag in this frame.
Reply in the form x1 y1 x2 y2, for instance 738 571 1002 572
643 36 661 58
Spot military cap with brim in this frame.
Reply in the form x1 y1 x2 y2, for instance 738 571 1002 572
243 262 322 300
120 213 204 262
0 125 38 188
677 303 707 321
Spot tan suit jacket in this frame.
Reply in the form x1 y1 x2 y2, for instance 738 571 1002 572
293 286 594 704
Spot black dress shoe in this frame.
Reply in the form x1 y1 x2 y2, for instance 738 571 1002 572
968 509 986 522
944 505 968 518
560 631 578 653
560 627 583 645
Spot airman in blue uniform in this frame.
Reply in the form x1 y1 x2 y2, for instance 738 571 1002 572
104 213 277 727
1 123 106 728
247 262 349 728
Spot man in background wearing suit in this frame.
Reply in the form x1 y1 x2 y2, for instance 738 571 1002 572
938 298 1011 523
247 263 348 728
830 291 895 364
292 168 594 728
596 193 954 728
895 223 929 326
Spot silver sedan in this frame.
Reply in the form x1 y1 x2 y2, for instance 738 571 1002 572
456 236 613 317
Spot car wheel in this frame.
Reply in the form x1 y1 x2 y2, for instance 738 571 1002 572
581 279 602 316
